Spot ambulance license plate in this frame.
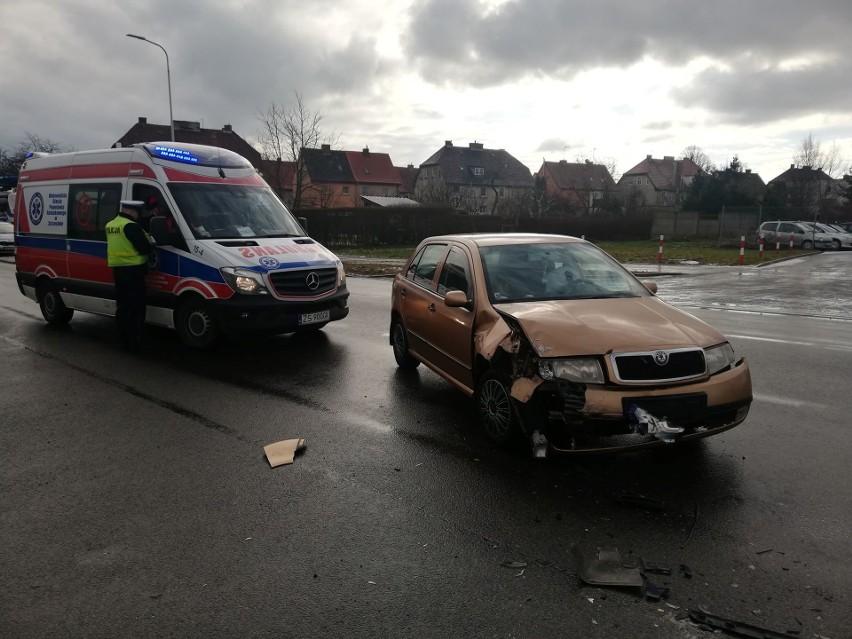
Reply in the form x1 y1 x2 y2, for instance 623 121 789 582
298 310 330 325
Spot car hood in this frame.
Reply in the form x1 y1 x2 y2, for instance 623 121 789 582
495 297 725 357
196 238 339 272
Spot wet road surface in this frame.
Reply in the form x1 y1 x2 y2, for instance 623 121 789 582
0 253 850 638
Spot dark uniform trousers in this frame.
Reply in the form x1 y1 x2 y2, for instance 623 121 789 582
113 263 148 348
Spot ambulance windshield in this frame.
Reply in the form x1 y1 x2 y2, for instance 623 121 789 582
168 183 304 240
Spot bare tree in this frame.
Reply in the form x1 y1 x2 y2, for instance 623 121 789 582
256 92 339 209
0 133 72 176
794 133 845 178
681 145 714 173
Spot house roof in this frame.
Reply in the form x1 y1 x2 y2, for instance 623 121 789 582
395 165 419 194
344 149 400 185
539 160 615 191
421 141 534 188
114 117 262 167
361 195 420 207
259 159 296 192
622 155 704 190
300 146 355 183
769 165 832 184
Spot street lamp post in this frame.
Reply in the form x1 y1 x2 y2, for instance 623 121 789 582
126 34 174 142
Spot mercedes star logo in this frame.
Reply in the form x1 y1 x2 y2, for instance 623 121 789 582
653 350 669 366
305 272 320 290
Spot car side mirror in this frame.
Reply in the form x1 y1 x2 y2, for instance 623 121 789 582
642 280 658 295
297 216 309 236
148 216 170 246
444 290 470 308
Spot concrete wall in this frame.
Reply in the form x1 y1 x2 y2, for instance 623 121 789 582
652 208 762 243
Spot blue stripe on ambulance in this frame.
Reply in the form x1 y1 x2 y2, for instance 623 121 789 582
178 254 226 283
16 236 66 250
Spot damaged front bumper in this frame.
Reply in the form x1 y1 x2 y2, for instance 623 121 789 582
516 359 752 455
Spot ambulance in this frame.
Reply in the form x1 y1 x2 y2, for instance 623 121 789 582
12 142 349 347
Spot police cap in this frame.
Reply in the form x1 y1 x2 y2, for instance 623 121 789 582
119 200 145 213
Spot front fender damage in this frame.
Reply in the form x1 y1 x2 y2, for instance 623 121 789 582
475 312 559 458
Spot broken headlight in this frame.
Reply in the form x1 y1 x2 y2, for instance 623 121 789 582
539 357 605 384
221 267 269 295
704 342 736 375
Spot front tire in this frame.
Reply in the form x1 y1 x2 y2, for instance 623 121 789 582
832 239 841 250
38 281 73 325
801 239 814 250
391 319 420 369
476 369 522 446
176 297 219 348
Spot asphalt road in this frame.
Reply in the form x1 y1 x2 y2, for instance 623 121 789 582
1 252 850 639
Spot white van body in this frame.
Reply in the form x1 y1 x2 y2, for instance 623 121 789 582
12 142 349 346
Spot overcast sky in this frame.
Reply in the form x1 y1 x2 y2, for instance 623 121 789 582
3 0 852 181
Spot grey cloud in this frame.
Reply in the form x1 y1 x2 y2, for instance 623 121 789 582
672 62 852 124
405 0 852 88
535 138 569 152
644 121 672 131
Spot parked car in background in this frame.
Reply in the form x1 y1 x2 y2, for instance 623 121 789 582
802 222 852 250
756 221 833 250
837 222 852 233
0 220 14 253
390 233 752 457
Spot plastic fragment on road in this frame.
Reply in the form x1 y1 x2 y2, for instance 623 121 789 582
572 545 643 588
613 490 666 511
627 404 684 443
688 606 794 639
263 438 307 468
501 561 528 569
531 430 548 458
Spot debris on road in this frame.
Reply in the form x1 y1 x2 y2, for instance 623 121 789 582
501 561 528 569
573 545 643 588
612 490 666 511
688 606 795 639
263 438 307 467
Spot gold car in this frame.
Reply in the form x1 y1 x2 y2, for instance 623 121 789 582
390 234 752 456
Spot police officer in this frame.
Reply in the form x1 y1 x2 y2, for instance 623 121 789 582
106 200 153 350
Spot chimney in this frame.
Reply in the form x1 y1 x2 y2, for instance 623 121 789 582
138 116 147 125
790 164 795 169
663 155 674 161
646 154 652 160
222 124 232 132
746 169 751 173
559 159 567 164
469 142 484 150
444 140 453 147
321 144 331 152
362 146 370 156
407 163 414 169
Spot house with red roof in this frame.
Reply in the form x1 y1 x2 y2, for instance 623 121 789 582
536 159 615 214
617 154 705 207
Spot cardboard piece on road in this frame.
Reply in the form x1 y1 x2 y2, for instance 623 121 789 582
263 438 307 468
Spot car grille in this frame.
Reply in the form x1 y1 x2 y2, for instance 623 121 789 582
611 348 706 383
268 267 337 297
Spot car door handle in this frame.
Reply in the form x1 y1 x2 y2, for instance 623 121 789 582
428 303 436 312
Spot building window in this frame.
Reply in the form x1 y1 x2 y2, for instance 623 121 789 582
472 167 484 176
364 167 370 174
382 188 389 197
498 187 504 197
480 187 486 196
342 186 350 194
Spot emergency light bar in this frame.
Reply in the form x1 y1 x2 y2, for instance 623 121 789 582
141 142 253 169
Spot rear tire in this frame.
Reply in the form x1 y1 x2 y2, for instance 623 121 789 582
38 281 73 325
391 319 420 369
801 239 814 250
176 297 219 348
476 369 522 446
832 239 841 250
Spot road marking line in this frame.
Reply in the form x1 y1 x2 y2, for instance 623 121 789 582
753 393 824 409
727 334 852 353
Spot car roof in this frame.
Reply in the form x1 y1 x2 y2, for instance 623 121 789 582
421 233 586 248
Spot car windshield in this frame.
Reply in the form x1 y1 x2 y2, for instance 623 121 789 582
167 183 305 240
479 241 649 302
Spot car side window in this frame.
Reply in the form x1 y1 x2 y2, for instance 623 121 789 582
405 246 426 280
68 183 122 241
437 247 472 298
409 243 447 289
778 223 796 234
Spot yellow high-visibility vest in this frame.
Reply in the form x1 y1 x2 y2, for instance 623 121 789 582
105 216 149 267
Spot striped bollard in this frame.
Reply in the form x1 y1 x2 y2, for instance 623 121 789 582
739 236 745 266
775 237 781 254
657 234 664 265
758 235 764 260
789 235 794 250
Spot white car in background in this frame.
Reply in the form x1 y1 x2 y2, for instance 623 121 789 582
801 222 852 250
0 220 14 254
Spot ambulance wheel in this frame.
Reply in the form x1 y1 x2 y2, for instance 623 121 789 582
38 282 73 325
176 297 219 348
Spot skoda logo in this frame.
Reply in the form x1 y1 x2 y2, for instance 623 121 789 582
653 350 670 366
305 272 320 290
